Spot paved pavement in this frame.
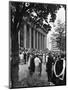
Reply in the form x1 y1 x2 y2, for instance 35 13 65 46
18 63 29 81
18 62 54 87
18 62 48 82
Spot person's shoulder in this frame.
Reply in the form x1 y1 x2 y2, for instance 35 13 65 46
34 57 38 60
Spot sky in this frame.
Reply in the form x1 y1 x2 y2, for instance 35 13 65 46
47 6 65 50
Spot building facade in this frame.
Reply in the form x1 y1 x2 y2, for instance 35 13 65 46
18 21 47 51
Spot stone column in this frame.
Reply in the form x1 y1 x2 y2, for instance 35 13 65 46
33 30 35 49
38 32 39 50
42 35 43 50
29 27 31 48
24 24 27 48
46 34 47 48
41 33 42 50
37 31 38 49
44 36 45 50
41 34 42 50
44 35 47 49
39 33 41 50
42 34 43 50
18 30 20 50
43 35 44 50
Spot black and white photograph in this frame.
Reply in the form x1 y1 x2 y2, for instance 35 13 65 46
9 1 66 89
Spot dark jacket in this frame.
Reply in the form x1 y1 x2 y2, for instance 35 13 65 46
30 56 35 72
46 55 54 71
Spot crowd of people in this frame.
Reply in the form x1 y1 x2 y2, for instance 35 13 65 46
19 48 66 86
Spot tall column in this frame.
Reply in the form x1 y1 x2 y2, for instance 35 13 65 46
42 35 43 50
24 24 27 48
33 30 35 49
41 34 42 50
39 33 41 50
44 35 47 49
38 32 40 49
46 34 47 48
37 31 38 49
44 36 46 49
43 35 44 50
29 27 31 48
18 30 20 50
41 33 42 50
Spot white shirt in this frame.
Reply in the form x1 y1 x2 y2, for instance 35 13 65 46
19 52 24 60
46 55 48 63
28 56 31 67
34 57 41 66
43 54 45 63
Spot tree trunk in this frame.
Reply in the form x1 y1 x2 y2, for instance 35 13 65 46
10 27 19 88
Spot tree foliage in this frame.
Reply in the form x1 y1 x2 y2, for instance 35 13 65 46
52 20 66 52
10 2 66 33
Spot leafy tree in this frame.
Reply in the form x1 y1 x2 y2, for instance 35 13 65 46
51 20 66 53
56 21 66 52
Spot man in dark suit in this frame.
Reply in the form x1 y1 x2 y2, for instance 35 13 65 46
24 52 26 64
46 52 54 82
29 54 35 76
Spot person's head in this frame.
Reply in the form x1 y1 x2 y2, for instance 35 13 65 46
30 53 33 57
35 54 38 57
30 54 32 58
61 54 65 58
46 53 48 56
19 51 22 54
48 52 51 56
